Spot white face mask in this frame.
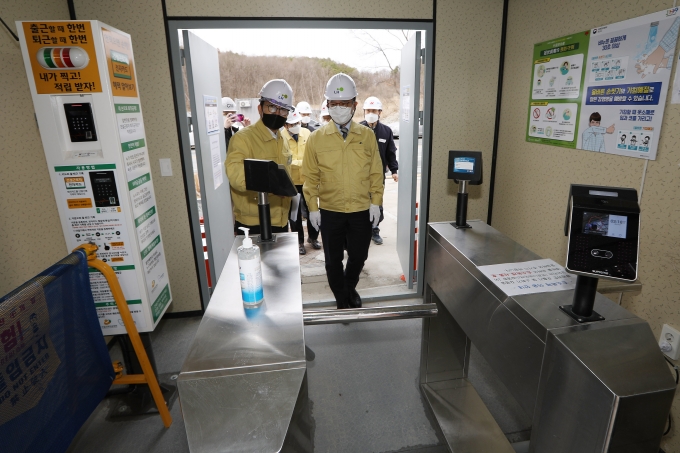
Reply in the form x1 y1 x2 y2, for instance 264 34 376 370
319 119 329 126
329 106 354 125
365 113 379 124
288 124 301 135
300 116 311 124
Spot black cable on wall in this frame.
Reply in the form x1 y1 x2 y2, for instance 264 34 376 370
486 0 509 225
0 16 19 41
68 0 77 20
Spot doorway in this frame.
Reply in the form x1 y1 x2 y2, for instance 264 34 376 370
167 20 434 310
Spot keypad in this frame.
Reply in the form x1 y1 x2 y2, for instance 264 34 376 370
64 103 98 142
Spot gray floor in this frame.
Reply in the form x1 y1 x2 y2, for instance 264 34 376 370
68 312 530 453
304 318 447 453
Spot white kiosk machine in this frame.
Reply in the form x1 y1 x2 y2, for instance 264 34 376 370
17 21 172 335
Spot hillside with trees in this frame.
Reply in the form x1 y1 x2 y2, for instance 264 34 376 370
217 51 402 122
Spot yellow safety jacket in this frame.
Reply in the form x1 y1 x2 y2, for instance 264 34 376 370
225 119 292 227
302 121 384 213
281 127 311 186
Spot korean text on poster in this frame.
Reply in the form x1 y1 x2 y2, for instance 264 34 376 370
22 22 102 94
0 284 60 425
526 8 680 160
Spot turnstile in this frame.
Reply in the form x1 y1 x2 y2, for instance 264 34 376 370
421 220 675 452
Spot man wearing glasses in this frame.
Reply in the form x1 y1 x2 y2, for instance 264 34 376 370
225 79 295 236
302 73 384 309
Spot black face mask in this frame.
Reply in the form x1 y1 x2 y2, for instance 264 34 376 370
262 113 287 130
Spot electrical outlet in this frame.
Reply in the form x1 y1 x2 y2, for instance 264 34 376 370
659 324 680 360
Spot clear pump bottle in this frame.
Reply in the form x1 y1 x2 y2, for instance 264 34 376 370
237 227 264 309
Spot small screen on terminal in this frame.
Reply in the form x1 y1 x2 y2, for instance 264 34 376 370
453 157 475 174
582 212 627 239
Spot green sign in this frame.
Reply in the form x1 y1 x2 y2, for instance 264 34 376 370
140 235 161 260
135 206 156 228
55 164 116 172
115 103 140 113
151 285 171 322
121 138 146 152
128 172 150 190
526 32 590 149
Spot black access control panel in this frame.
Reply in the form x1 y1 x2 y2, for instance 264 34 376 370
89 171 120 207
448 151 483 184
64 102 98 142
565 185 640 282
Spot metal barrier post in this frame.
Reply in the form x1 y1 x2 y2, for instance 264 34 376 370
76 244 172 428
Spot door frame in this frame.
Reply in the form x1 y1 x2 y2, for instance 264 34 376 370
166 19 435 308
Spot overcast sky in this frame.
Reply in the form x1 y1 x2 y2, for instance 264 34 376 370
187 28 425 72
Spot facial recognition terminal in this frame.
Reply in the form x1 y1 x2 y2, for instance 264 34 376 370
565 185 640 282
448 151 483 229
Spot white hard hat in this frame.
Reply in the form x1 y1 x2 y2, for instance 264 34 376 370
320 100 330 117
296 101 312 114
286 110 302 124
259 79 294 110
222 97 236 111
324 73 358 101
363 96 382 110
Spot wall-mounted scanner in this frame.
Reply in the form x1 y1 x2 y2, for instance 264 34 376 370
564 184 640 282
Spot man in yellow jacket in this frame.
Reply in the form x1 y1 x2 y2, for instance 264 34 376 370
282 110 320 255
303 74 384 309
225 79 294 235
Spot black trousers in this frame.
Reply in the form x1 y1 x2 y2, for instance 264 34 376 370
320 209 372 309
291 185 319 244
234 220 289 236
373 176 386 232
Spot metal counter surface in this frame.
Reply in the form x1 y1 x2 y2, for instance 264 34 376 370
180 233 306 378
178 233 306 453
427 221 636 342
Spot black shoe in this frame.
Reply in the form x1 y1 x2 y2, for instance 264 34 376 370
299 245 306 255
347 288 362 308
334 291 349 309
307 238 322 249
372 230 383 245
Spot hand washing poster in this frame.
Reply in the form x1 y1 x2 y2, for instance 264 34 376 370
526 8 680 160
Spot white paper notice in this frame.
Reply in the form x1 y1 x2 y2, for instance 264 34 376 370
401 85 410 123
209 134 223 189
477 259 577 296
203 95 220 135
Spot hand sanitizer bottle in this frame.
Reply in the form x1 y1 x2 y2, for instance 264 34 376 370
237 227 263 309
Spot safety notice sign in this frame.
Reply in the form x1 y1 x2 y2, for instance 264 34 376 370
22 22 102 94
526 8 680 160
477 259 577 296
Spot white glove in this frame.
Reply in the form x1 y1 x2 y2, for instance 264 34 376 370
369 204 381 228
309 211 321 230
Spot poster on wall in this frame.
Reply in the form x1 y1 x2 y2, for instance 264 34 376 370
526 8 680 160
113 102 172 323
21 22 102 95
52 163 147 331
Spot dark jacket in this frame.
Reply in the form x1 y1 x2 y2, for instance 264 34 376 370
302 120 320 133
360 120 398 174
224 126 239 151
